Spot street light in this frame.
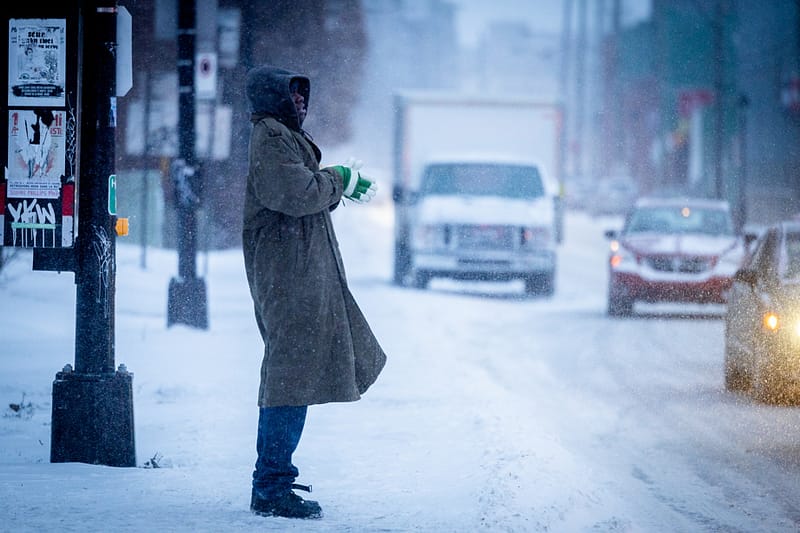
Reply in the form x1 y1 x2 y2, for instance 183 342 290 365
167 0 208 330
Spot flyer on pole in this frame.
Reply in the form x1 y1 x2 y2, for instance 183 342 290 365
8 18 67 107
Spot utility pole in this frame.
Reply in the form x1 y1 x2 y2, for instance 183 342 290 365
712 0 725 199
167 0 208 329
609 0 622 171
560 0 573 178
574 0 587 179
555 0 573 244
140 67 152 270
29 0 136 467
591 0 606 180
736 93 749 231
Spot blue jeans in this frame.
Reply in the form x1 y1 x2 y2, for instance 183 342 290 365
252 406 307 498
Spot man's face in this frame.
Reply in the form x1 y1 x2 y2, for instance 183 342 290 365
289 81 306 125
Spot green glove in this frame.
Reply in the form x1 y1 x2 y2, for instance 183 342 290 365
331 159 377 203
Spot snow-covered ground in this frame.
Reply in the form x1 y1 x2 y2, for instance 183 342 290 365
2 202 800 532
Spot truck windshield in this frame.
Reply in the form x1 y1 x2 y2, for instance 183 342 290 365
420 163 544 199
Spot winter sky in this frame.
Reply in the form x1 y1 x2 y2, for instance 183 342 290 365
451 0 653 46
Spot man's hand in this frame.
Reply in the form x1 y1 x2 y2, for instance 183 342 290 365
329 159 377 203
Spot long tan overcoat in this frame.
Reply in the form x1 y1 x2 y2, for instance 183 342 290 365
242 66 386 407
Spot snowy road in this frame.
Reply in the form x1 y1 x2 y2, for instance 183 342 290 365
335 205 800 531
2 204 800 532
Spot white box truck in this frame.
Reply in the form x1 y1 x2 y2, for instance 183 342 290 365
391 91 564 295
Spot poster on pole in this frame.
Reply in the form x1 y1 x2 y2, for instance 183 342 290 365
7 109 66 199
4 109 71 248
7 18 67 107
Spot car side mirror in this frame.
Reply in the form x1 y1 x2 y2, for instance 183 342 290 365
392 184 404 203
743 231 758 251
604 229 617 240
734 268 758 286
392 185 418 205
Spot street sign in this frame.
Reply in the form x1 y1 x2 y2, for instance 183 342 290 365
108 174 117 215
195 52 217 100
116 7 132 97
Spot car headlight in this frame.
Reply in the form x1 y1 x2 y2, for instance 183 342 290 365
762 311 800 338
763 312 780 331
609 241 636 269
717 244 745 274
521 226 551 247
412 224 447 250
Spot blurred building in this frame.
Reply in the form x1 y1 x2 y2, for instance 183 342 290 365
352 1 562 173
600 0 800 225
736 0 800 224
116 0 368 250
352 0 459 171
468 21 560 101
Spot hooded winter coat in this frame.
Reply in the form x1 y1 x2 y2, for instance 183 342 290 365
242 65 386 407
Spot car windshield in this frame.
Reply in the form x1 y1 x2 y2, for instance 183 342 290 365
625 205 734 236
782 231 800 280
420 163 544 199
599 179 635 193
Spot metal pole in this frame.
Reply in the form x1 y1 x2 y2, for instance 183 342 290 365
167 0 208 329
610 0 622 170
712 0 724 199
74 1 116 375
559 0 572 177
554 0 573 244
737 94 749 232
590 0 605 181
574 0 587 178
177 0 197 282
140 69 152 270
50 0 135 467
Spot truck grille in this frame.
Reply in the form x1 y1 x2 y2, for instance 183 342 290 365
646 256 712 273
454 225 514 250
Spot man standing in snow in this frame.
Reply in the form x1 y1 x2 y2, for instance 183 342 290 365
242 64 386 519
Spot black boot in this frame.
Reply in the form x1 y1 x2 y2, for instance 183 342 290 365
250 484 322 519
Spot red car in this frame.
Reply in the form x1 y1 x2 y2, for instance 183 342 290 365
604 197 746 316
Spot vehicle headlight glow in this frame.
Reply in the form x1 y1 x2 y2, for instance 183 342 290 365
522 226 551 246
761 312 800 337
609 242 635 269
717 243 745 273
763 312 779 331
412 224 446 249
